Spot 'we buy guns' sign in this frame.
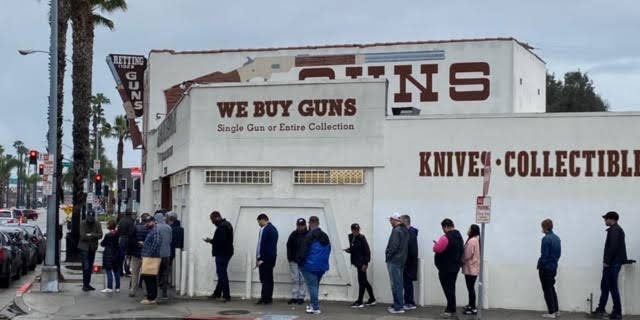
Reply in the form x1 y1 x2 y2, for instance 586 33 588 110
107 54 147 118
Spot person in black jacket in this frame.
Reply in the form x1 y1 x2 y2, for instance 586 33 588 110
128 213 150 297
401 215 419 310
433 218 464 318
344 223 376 308
204 211 234 302
592 211 628 320
117 212 135 276
286 218 308 305
101 220 120 293
255 213 278 305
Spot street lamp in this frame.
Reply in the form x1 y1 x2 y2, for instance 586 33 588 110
18 48 72 63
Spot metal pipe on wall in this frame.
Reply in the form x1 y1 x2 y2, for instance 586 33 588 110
180 250 187 296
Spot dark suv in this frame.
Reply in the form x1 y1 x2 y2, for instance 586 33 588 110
0 231 22 287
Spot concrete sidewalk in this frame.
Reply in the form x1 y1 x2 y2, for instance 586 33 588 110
14 267 640 320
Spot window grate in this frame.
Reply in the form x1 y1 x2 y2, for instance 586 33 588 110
204 169 271 185
293 169 364 185
170 170 190 188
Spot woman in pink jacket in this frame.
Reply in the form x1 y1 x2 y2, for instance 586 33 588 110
462 224 480 315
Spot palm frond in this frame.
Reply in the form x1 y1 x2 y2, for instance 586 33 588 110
92 14 114 30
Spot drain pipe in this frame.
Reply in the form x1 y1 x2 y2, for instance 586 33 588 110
245 251 252 299
419 258 425 306
188 251 195 297
174 248 182 294
180 250 188 296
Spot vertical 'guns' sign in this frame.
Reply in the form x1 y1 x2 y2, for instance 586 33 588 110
106 54 147 118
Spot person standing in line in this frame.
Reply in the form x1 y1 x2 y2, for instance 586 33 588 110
433 218 464 318
78 213 103 292
204 211 234 302
101 220 121 293
129 213 150 297
592 211 628 320
117 212 136 277
255 213 278 305
154 212 173 299
166 212 184 286
140 216 161 305
537 219 561 319
298 216 331 315
462 224 481 315
344 223 376 308
385 213 409 314
401 214 419 311
286 218 308 305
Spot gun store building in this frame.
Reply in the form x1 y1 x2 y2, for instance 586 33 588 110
108 38 640 314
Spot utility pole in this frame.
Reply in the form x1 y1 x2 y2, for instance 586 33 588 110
41 0 60 292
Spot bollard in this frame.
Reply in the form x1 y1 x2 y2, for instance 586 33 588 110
188 251 195 297
174 248 182 294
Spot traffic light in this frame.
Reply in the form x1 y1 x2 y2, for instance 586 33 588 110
38 164 44 175
29 150 38 165
94 174 103 196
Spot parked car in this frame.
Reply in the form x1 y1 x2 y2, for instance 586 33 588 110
0 231 22 288
0 227 37 273
22 209 38 221
0 209 17 224
5 223 46 264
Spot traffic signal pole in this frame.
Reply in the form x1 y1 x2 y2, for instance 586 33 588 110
41 0 59 292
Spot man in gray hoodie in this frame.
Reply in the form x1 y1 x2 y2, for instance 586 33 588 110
385 213 409 314
154 211 173 299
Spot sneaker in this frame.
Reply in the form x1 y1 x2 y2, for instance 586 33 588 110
115 289 120 293
296 299 305 305
365 299 377 306
350 301 365 308
82 287 92 292
128 292 136 297
140 299 157 305
306 305 313 313
541 314 557 319
404 304 417 310
609 314 622 320
590 310 606 318
463 308 477 315
387 307 405 314
441 312 455 318
312 309 322 315
100 288 113 293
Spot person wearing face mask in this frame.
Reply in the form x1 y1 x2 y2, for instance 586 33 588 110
78 213 103 292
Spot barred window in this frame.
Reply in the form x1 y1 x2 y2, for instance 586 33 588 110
170 170 190 187
293 169 364 185
204 169 271 184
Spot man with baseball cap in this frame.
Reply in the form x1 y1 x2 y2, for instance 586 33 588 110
592 211 627 320
385 213 409 314
286 218 308 305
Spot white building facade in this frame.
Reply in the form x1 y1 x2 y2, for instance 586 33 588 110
136 39 639 314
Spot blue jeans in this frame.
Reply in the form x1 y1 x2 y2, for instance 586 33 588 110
105 268 120 290
597 265 622 316
387 263 405 311
302 270 325 310
80 249 96 288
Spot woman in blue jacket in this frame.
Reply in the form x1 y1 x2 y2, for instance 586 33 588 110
297 216 331 315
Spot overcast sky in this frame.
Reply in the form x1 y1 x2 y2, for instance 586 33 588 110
1 0 639 169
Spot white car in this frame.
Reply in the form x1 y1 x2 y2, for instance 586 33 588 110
0 209 18 224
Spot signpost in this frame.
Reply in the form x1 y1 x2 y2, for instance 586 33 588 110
477 152 491 320
93 159 100 171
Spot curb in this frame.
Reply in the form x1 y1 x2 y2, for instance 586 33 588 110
13 272 39 316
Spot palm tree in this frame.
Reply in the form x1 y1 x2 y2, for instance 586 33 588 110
12 141 28 207
23 174 41 209
106 115 130 215
0 147 21 208
69 0 127 258
56 0 71 216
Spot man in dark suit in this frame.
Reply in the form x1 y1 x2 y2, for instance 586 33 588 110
256 213 279 304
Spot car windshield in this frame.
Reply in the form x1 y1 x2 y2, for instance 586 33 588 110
0 211 11 218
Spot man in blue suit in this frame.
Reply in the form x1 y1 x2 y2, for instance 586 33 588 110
256 213 279 304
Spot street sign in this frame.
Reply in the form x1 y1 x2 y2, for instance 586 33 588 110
42 154 49 161
62 161 72 168
86 192 94 204
44 159 54 175
93 160 101 171
43 180 53 196
476 196 491 224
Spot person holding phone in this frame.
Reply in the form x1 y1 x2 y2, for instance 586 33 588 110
204 211 234 302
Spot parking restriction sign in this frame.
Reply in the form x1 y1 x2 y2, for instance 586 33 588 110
476 196 491 224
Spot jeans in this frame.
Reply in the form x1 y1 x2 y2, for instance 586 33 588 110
258 261 275 302
465 275 478 309
403 273 415 306
386 263 405 311
302 270 325 310
158 257 171 297
439 271 459 313
289 262 306 300
214 256 231 299
356 266 374 303
129 256 142 295
105 268 121 290
80 249 96 288
597 265 622 316
142 274 158 301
